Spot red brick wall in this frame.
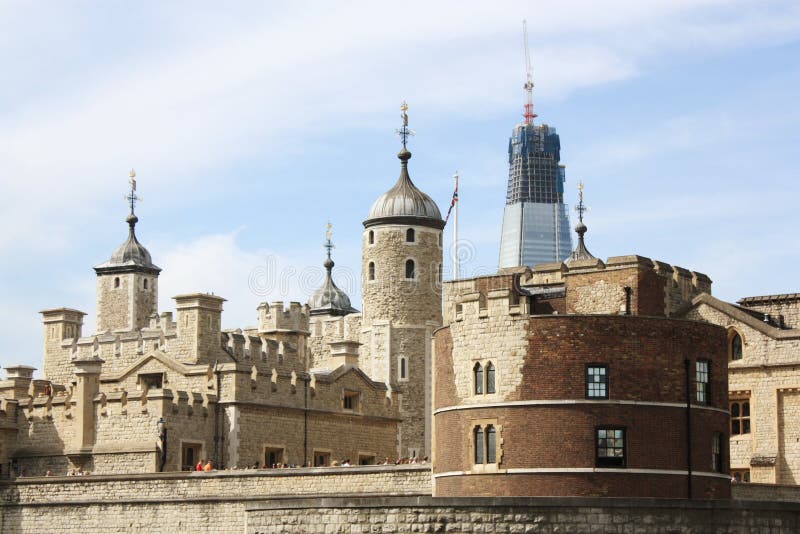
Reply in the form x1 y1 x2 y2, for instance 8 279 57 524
435 472 728 499
433 315 729 499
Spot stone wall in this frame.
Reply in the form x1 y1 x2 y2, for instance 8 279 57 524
0 465 431 534
246 495 800 534
684 298 800 484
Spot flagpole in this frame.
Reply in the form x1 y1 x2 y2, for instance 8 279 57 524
453 173 459 281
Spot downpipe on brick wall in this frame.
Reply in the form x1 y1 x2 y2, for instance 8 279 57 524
684 357 693 499
213 360 223 469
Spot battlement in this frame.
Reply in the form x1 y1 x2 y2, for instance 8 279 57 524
444 254 712 324
257 301 310 333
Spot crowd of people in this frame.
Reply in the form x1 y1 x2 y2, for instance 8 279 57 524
189 456 429 472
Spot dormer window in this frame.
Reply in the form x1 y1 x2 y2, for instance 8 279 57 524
140 372 164 391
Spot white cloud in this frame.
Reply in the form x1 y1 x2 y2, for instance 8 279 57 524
154 230 359 329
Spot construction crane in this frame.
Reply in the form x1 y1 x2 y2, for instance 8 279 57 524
522 19 537 124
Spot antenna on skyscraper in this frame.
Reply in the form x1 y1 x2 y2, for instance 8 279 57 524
522 19 537 124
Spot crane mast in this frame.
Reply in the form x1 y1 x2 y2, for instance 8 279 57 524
522 19 537 124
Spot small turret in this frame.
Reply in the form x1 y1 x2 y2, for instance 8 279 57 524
94 170 160 332
308 223 358 317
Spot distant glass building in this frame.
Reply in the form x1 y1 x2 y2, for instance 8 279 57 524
498 122 572 268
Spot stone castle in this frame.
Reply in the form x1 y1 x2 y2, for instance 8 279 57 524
0 105 443 476
0 105 800 531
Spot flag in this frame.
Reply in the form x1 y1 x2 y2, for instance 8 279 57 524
444 183 458 223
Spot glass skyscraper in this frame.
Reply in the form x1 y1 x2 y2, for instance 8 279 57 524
498 122 572 268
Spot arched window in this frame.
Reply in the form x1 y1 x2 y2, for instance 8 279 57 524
368 230 374 245
731 332 743 361
368 262 375 281
143 278 148 290
400 357 407 380
486 425 496 463
486 362 496 394
405 259 415 279
114 277 120 288
474 426 484 464
406 228 415 242
437 264 443 284
474 363 483 395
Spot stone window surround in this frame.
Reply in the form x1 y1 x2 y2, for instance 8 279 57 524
727 327 745 361
730 394 751 437
469 418 502 473
180 440 205 471
263 444 286 467
343 389 360 412
398 355 408 382
313 448 332 467
405 228 416 244
472 359 498 397
404 257 417 280
357 451 377 465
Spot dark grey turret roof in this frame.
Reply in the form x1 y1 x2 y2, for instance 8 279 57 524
308 255 358 317
94 213 161 275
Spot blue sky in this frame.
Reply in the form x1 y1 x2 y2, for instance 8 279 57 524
1 1 799 372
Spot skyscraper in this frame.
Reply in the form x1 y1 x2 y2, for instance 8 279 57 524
497 122 572 268
498 22 572 268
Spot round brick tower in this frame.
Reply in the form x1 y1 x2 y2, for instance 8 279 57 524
361 103 444 458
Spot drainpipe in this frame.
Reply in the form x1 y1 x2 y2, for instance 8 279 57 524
303 377 309 467
684 357 693 499
212 360 223 469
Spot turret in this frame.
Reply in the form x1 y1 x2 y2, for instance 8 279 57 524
93 171 160 333
360 102 444 458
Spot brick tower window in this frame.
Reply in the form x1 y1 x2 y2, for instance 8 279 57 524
596 427 625 467
474 426 484 464
405 259 415 279
696 360 710 404
730 332 743 361
712 433 723 472
143 278 148 290
485 362 495 394
586 364 608 399
406 228 415 242
399 357 407 380
368 262 375 281
473 363 483 395
731 400 750 435
114 277 120 288
368 230 375 245
486 425 496 463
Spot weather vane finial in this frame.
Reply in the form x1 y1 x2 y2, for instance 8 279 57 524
575 181 587 223
125 168 142 220
324 221 334 260
396 100 414 149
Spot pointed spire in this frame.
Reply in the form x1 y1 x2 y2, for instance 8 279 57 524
565 181 596 265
